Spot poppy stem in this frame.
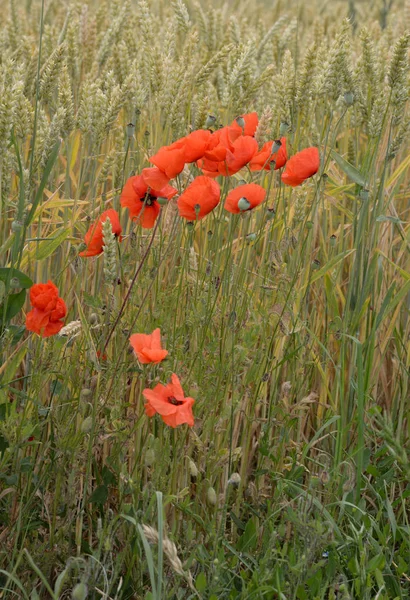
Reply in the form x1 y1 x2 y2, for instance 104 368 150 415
103 213 162 352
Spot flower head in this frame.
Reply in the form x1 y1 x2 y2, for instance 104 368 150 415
281 147 320 187
120 175 178 229
79 209 122 257
224 183 266 214
149 141 186 180
129 328 168 364
249 137 287 171
143 374 195 428
177 176 220 221
26 281 67 337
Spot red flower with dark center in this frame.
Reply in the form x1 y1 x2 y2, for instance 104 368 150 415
143 373 195 428
129 328 168 364
281 147 320 187
26 281 67 337
177 176 220 221
224 183 266 214
120 175 178 229
79 209 122 257
249 137 287 171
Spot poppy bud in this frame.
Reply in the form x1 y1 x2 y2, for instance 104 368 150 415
80 388 92 400
126 122 135 138
329 234 337 247
280 122 289 136
312 259 320 269
72 583 88 600
77 242 87 254
271 139 282 154
156 197 168 206
306 220 314 230
189 460 198 478
266 208 275 220
205 114 217 129
237 197 251 211
246 233 257 242
80 416 93 433
186 221 195 229
11 220 23 232
344 91 354 106
206 486 217 506
228 472 241 487
235 116 245 129
89 313 98 325
145 448 155 467
194 204 201 216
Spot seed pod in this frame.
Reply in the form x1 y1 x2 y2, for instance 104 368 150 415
238 197 251 211
80 389 92 401
228 472 241 487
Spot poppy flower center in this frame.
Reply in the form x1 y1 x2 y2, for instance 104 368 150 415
168 396 184 406
141 194 157 207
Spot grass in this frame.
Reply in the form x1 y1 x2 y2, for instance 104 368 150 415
0 0 409 598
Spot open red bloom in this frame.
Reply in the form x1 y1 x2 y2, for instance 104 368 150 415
120 175 178 228
281 147 320 187
149 141 186 180
129 328 168 364
231 112 259 136
183 129 212 162
224 183 266 214
249 138 287 171
79 209 122 257
143 374 195 428
26 281 67 337
177 176 220 221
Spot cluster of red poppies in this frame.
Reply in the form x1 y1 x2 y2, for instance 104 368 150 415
130 328 194 428
79 112 320 255
25 281 67 337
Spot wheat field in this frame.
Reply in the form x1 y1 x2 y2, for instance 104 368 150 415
0 0 409 598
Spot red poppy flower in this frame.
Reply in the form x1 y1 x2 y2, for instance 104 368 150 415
249 138 287 171
231 112 259 136
129 328 168 364
183 129 212 163
26 281 67 337
143 373 195 428
220 135 258 176
177 176 220 221
224 183 266 214
79 209 122 257
120 175 178 229
142 167 171 189
149 141 186 180
281 147 320 187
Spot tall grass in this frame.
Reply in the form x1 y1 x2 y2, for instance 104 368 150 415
0 0 409 598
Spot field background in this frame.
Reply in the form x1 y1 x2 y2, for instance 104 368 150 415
0 0 409 598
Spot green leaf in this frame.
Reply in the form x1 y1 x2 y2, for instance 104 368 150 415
331 150 367 187
195 572 207 593
0 268 33 289
238 516 259 552
34 227 70 260
26 141 61 226
89 484 108 504
0 289 27 322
